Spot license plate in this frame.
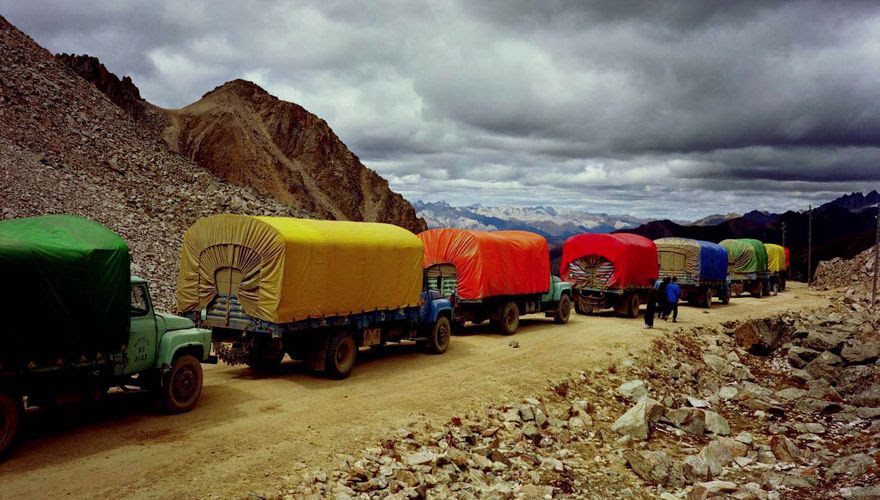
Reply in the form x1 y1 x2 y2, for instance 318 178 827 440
363 328 381 346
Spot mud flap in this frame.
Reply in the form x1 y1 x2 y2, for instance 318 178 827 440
305 334 330 372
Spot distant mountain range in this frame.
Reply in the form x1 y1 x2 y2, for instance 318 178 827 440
620 190 880 281
413 201 647 242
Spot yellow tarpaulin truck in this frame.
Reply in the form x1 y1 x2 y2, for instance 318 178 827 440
177 215 454 379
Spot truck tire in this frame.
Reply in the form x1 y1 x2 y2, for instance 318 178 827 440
626 294 641 318
554 294 572 324
324 331 357 379
162 355 203 414
721 289 730 305
0 393 21 457
703 288 712 308
424 316 451 354
497 301 520 335
754 281 764 298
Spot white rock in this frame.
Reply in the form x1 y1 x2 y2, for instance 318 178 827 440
618 380 649 400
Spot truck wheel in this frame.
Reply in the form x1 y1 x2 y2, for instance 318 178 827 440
626 294 641 318
498 301 520 335
162 355 203 414
703 288 712 308
754 281 764 298
424 316 451 354
721 290 730 305
0 393 21 457
554 294 572 324
325 331 357 379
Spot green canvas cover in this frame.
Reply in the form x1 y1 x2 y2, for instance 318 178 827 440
719 238 768 275
0 215 130 369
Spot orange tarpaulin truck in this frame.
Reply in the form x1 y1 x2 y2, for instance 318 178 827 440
418 229 572 335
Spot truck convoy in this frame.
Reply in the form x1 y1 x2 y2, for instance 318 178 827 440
764 243 787 293
560 233 659 317
720 238 770 298
418 229 572 334
0 215 213 456
177 215 453 379
654 237 730 307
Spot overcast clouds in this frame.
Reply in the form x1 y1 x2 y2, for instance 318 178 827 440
5 0 879 218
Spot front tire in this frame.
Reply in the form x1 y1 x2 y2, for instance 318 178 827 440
554 294 572 324
0 393 22 457
497 301 520 335
162 355 203 414
324 331 357 379
424 316 451 354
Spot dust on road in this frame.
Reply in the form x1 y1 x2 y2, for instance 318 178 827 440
0 283 826 498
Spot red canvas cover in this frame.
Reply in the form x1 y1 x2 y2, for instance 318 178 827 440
784 247 790 270
419 229 550 300
560 233 658 289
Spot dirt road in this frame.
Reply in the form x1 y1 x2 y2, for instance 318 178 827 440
0 284 826 498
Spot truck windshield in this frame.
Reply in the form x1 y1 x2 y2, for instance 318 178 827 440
131 285 149 316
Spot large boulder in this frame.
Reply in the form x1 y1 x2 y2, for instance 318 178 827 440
841 342 880 365
826 453 876 481
836 365 880 396
612 398 664 440
802 331 847 352
805 351 843 382
664 407 706 436
618 380 649 400
704 411 731 436
624 450 685 487
698 439 734 476
787 347 820 368
769 435 802 463
734 318 791 353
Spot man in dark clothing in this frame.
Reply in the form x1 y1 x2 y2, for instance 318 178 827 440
657 277 671 320
666 276 682 322
644 282 658 329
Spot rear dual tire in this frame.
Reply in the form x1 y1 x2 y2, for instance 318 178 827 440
325 331 357 380
0 393 22 457
494 301 520 335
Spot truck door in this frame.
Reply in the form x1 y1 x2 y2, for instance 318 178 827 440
127 283 158 373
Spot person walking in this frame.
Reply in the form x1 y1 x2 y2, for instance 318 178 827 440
657 277 670 320
666 276 682 323
644 281 658 329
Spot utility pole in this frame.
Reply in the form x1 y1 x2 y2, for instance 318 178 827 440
872 203 879 307
781 222 786 248
807 205 813 285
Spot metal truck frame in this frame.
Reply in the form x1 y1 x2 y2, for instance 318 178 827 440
0 277 214 456
198 273 453 379
660 271 730 307
728 272 769 298
573 285 650 318
426 265 572 335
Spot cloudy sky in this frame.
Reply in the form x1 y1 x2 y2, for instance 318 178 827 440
5 0 880 218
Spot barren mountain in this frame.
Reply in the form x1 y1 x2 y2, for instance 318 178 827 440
0 16 300 308
163 79 425 232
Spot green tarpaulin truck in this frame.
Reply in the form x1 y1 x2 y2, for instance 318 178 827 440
719 238 769 298
0 215 213 456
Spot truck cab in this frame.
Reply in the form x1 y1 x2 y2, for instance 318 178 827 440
125 276 214 412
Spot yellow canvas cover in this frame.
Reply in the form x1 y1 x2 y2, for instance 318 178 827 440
764 243 786 272
655 237 701 278
177 215 424 323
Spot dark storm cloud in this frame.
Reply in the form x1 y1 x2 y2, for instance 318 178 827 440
4 0 879 218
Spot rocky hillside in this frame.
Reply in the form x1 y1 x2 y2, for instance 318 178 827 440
55 53 148 121
0 16 300 309
163 79 425 232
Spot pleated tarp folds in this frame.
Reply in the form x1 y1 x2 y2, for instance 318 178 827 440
560 233 658 290
177 215 424 324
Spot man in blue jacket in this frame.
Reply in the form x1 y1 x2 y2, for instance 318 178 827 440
666 276 682 323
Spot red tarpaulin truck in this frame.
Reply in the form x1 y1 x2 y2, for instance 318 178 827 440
560 233 658 318
419 229 572 335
